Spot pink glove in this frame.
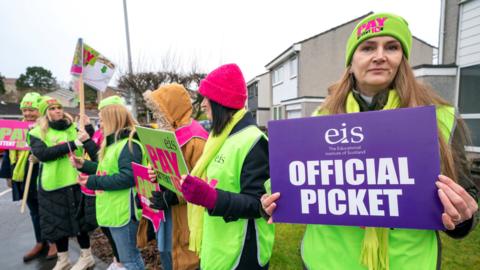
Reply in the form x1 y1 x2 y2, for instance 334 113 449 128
181 175 217 210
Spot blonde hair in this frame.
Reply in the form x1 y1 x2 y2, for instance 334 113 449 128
37 110 74 140
319 56 470 181
99 104 138 160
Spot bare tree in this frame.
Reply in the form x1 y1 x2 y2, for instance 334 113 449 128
116 50 209 122
0 73 5 95
117 70 206 123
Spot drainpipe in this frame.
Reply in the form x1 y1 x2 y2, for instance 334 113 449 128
438 0 446 64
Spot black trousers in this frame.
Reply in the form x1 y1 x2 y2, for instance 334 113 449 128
26 193 42 243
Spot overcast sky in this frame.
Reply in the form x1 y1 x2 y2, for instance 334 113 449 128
0 0 441 86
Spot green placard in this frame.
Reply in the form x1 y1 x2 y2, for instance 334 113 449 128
136 126 188 195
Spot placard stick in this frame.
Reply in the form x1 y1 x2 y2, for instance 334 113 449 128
78 73 85 131
20 162 34 213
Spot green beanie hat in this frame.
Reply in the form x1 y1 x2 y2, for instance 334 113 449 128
98 95 126 110
38 96 62 116
20 92 41 110
345 13 412 66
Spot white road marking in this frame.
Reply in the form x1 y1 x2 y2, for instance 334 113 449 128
0 188 12 197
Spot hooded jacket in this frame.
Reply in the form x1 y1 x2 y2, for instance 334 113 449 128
144 84 206 270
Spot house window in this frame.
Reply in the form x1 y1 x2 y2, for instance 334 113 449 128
290 57 298 78
287 110 301 119
464 119 480 149
458 64 480 149
273 106 283 120
248 83 258 99
286 103 301 119
272 66 284 85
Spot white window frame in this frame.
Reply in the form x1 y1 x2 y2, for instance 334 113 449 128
456 63 480 152
462 114 480 152
456 2 480 152
287 110 302 119
272 66 284 86
289 56 298 79
278 106 283 120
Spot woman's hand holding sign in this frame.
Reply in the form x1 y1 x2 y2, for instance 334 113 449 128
436 174 478 230
77 174 88 187
79 114 91 127
147 165 156 182
77 130 90 143
147 165 182 192
69 155 84 169
261 192 281 224
179 175 217 210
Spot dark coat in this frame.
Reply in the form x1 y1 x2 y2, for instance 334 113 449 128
77 124 99 234
29 120 97 241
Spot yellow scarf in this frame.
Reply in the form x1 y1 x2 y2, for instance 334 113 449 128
315 90 400 270
347 90 400 270
187 108 247 254
317 89 454 270
10 150 29 182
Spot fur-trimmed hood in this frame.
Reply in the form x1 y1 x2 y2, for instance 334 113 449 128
143 83 192 130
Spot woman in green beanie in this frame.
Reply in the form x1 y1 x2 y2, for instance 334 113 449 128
0 92 58 261
262 12 479 270
28 96 98 270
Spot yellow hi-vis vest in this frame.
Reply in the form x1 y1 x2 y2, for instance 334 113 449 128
28 124 80 191
200 126 275 270
95 138 146 227
303 90 456 270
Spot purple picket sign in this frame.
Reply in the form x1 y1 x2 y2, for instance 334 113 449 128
132 162 165 232
0 120 34 150
268 106 444 230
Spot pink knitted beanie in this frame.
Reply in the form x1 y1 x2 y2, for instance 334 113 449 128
199 63 247 109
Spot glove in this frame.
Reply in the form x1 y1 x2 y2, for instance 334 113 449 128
149 189 179 210
181 175 217 210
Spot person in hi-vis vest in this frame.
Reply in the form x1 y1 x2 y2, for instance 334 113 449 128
143 83 207 270
28 96 97 270
72 96 147 270
261 12 479 270
148 64 275 270
0 92 58 261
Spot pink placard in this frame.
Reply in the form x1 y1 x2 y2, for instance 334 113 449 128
91 130 104 146
132 162 165 232
0 120 34 150
80 173 96 196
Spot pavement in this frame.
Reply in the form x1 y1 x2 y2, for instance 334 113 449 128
0 177 108 270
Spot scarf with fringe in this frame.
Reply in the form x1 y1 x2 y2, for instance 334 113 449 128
347 90 400 270
187 108 247 254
